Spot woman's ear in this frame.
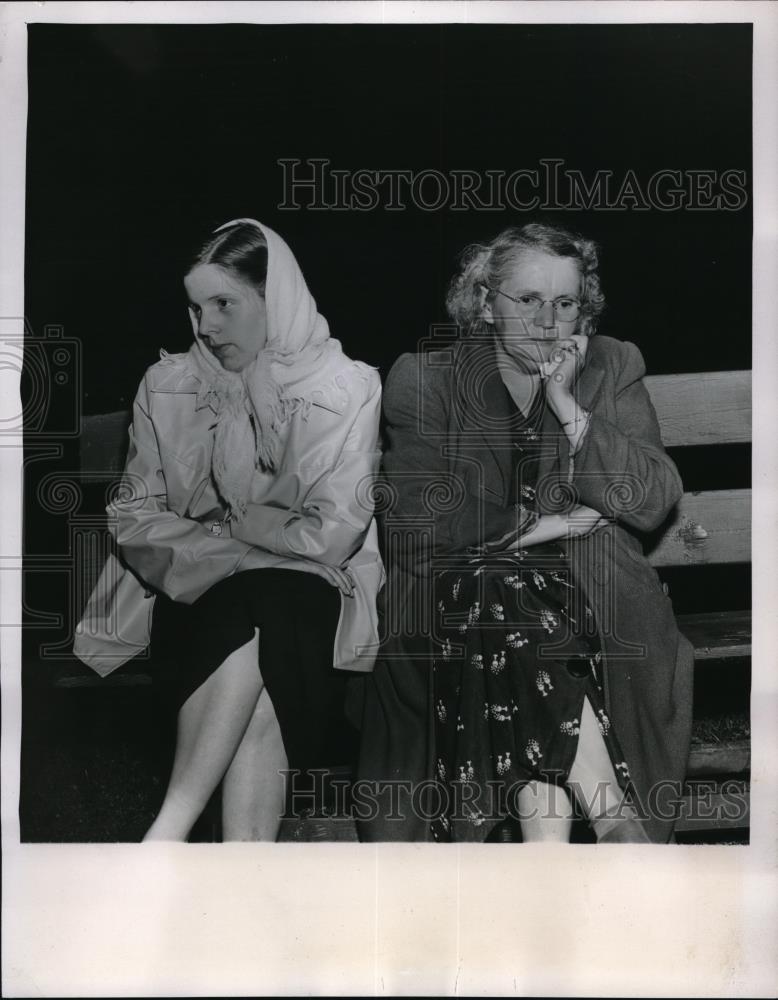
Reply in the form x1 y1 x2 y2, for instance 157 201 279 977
478 284 494 324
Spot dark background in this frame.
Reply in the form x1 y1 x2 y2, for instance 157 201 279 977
21 23 752 840
26 23 751 410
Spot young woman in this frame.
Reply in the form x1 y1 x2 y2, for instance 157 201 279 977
76 219 383 841
355 222 693 843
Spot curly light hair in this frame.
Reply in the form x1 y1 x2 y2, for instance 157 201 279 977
445 222 606 338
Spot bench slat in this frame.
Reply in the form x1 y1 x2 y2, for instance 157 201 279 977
674 790 750 832
676 610 751 660
687 741 750 777
644 370 751 447
647 489 750 566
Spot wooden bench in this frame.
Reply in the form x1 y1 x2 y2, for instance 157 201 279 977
643 370 751 836
60 367 752 840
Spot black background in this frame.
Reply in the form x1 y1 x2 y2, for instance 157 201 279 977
26 23 751 413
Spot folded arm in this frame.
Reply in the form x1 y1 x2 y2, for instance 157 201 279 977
227 371 382 568
109 377 264 604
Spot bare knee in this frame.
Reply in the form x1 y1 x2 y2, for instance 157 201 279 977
517 781 573 843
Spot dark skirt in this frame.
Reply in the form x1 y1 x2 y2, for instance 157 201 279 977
431 545 630 842
150 569 349 773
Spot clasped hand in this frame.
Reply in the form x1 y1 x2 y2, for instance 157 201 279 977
541 334 588 398
504 504 609 552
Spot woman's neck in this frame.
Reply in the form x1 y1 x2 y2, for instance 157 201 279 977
494 341 542 417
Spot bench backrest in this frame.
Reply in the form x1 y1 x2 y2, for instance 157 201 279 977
643 370 751 568
78 368 752 571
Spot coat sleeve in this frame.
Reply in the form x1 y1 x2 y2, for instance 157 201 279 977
227 369 382 567
381 354 534 562
571 340 683 531
109 375 257 604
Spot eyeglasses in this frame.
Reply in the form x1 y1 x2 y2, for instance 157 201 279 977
490 287 581 323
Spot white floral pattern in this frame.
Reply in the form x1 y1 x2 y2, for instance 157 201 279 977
429 402 631 842
489 651 507 674
458 760 475 782
536 670 554 697
525 739 543 766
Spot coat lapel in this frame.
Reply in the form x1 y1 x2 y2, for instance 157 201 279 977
449 339 520 506
575 344 606 413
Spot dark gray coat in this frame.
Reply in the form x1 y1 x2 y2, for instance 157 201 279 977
355 334 694 842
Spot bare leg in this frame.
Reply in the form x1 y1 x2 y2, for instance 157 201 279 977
568 696 650 842
221 687 288 842
144 629 262 842
517 781 574 842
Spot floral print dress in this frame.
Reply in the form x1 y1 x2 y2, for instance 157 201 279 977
430 395 630 842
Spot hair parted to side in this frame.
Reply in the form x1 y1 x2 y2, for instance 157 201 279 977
189 221 269 295
445 222 606 338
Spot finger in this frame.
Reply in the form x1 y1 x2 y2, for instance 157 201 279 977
549 344 575 367
320 565 346 593
336 567 355 596
571 334 588 352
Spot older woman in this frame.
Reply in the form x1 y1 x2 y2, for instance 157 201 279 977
356 222 693 843
75 219 383 841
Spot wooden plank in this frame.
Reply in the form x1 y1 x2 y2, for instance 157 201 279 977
644 370 751 447
677 610 751 660
647 489 750 567
687 741 750 777
277 815 359 843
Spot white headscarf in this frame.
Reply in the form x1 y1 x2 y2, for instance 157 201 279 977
187 218 345 519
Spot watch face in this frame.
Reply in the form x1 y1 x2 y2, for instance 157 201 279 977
210 521 223 537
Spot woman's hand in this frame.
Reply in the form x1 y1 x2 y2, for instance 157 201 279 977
266 557 356 597
238 547 355 596
563 504 608 537
542 335 591 448
501 505 608 549
306 562 356 597
542 334 589 402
